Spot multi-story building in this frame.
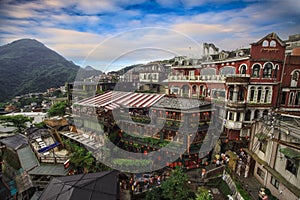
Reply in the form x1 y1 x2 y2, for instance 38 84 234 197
72 91 218 170
168 33 293 145
247 113 300 200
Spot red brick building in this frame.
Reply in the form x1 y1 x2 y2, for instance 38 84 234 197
168 32 300 141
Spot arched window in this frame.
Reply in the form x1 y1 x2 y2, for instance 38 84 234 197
263 62 272 78
153 74 157 80
289 92 294 105
245 110 251 121
254 110 260 119
270 40 276 47
199 85 204 96
290 71 300 87
192 85 197 94
238 87 245 101
262 40 269 47
252 64 260 78
239 64 247 74
264 87 270 103
148 74 151 80
250 86 255 102
228 87 234 101
257 87 262 102
295 92 300 106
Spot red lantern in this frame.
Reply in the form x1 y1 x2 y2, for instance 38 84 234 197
225 139 229 143
236 137 239 141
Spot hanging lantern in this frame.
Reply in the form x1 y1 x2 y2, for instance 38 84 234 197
225 139 229 143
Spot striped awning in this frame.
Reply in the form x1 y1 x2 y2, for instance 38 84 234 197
76 91 165 110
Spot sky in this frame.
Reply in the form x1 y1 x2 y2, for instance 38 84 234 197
0 0 299 72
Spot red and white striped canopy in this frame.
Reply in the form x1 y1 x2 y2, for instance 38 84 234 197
76 91 165 110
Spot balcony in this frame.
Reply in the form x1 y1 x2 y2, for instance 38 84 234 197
168 75 226 82
226 74 250 84
224 120 242 129
226 100 246 108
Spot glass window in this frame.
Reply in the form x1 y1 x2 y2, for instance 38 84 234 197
270 40 276 47
270 176 279 189
281 92 287 105
262 40 269 47
259 141 267 153
240 65 246 74
250 87 255 102
286 158 298 176
289 92 294 105
252 64 260 78
257 167 265 179
257 87 262 102
263 63 272 78
265 88 270 103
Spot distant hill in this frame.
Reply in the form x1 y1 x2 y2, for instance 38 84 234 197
0 39 102 102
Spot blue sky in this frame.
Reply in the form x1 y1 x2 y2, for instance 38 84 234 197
0 0 299 72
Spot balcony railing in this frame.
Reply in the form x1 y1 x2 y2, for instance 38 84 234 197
168 74 249 82
224 120 242 129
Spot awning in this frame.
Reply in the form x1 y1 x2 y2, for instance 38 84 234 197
38 142 60 153
76 91 166 110
279 148 300 160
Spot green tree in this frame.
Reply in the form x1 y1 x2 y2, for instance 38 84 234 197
161 167 192 200
0 115 33 133
64 139 96 173
194 187 213 200
47 101 67 117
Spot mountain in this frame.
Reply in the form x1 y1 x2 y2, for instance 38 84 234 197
76 66 103 80
0 39 101 102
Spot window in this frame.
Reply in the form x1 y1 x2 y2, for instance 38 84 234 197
257 167 265 179
262 40 269 47
252 64 260 78
229 87 234 101
295 92 300 106
257 87 262 102
281 92 287 105
250 87 255 102
289 92 294 105
240 65 246 74
286 158 298 176
263 62 272 78
236 113 241 121
270 176 279 189
238 88 244 101
228 112 234 120
274 64 279 78
259 141 267 153
291 71 300 87
265 87 270 103
270 40 276 47
245 110 251 121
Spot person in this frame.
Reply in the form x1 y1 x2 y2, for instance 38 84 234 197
201 168 206 179
157 176 161 185
244 164 249 178
236 158 242 176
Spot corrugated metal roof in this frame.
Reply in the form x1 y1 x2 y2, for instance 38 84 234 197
28 164 69 176
17 146 39 171
39 171 118 200
0 134 28 150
